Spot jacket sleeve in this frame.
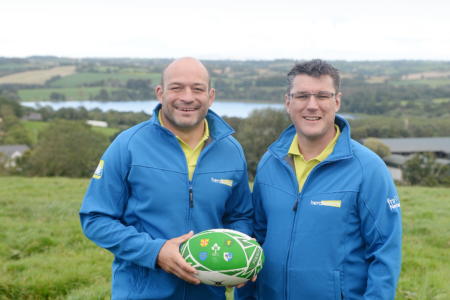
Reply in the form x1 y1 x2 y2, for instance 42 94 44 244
358 157 402 299
222 160 253 236
79 136 166 269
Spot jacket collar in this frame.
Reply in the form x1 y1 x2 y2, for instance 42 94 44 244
269 114 353 162
150 103 234 140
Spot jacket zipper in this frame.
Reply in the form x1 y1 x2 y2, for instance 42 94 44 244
188 184 194 208
284 159 335 299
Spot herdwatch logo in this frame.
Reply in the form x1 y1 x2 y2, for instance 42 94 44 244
211 177 233 187
387 197 400 210
93 160 104 179
310 200 342 208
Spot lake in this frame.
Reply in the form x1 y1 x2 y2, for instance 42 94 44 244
22 100 285 118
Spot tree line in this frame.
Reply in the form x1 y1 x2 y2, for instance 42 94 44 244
1 97 449 186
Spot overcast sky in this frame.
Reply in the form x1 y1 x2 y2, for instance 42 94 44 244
1 0 449 61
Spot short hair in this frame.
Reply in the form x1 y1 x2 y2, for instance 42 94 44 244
160 58 212 90
286 59 341 93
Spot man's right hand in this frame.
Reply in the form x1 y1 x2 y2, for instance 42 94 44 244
157 231 201 285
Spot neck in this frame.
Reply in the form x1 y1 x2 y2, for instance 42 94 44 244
163 119 205 149
296 128 336 161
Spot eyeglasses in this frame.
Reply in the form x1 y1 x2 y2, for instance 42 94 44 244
289 91 335 102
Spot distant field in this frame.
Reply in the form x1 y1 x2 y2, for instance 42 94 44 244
22 121 49 144
391 78 450 87
49 72 161 88
18 87 122 101
0 177 448 299
22 121 119 144
0 66 76 85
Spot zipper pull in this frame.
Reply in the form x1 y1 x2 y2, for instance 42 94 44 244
189 187 194 208
292 200 298 211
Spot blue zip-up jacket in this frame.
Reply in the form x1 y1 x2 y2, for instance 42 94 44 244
80 104 252 300
238 115 401 300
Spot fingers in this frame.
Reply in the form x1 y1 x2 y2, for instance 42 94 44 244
157 231 200 285
175 230 194 244
235 275 257 288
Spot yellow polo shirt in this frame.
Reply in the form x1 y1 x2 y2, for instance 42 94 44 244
288 125 340 191
159 112 209 180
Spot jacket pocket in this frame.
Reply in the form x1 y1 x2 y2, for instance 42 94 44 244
333 270 343 300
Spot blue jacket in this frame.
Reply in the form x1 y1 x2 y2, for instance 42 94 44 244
80 104 252 300
238 115 401 300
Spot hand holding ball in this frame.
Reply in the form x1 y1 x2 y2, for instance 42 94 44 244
180 229 264 286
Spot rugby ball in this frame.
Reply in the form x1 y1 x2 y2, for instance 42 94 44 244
180 228 264 286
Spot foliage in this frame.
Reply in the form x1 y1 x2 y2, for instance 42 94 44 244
363 137 391 158
1 177 449 299
349 116 450 140
0 98 32 146
22 120 109 177
403 153 450 186
235 109 290 179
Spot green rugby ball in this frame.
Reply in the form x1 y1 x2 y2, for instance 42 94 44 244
180 229 264 286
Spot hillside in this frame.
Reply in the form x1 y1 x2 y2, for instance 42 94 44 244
0 57 449 118
0 176 449 299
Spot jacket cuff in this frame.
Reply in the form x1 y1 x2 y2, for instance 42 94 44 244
137 238 167 269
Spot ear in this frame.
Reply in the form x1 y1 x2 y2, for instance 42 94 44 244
208 88 216 107
284 94 291 114
334 92 342 113
155 85 163 103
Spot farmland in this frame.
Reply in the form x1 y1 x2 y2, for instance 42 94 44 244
0 66 76 85
0 176 449 299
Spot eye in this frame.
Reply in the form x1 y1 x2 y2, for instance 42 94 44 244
170 86 181 91
193 87 206 93
293 94 309 100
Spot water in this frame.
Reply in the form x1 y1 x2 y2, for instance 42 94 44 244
21 100 285 118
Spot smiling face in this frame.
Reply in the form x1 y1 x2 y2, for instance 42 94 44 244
155 58 215 134
285 74 341 146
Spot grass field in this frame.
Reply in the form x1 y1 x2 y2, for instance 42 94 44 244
21 121 119 145
48 72 161 88
0 66 76 85
391 78 450 88
0 177 448 299
18 87 122 101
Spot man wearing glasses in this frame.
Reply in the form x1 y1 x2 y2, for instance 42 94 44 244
237 59 402 299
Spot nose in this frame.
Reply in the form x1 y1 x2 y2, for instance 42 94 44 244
305 96 320 110
180 88 194 102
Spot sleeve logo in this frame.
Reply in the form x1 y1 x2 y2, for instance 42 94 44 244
387 197 400 210
93 160 104 179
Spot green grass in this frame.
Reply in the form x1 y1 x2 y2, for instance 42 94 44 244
0 178 448 299
49 72 160 88
0 177 111 299
21 121 118 144
21 121 49 144
391 78 450 88
91 126 120 138
18 87 122 101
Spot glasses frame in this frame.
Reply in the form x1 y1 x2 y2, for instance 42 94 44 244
289 91 336 102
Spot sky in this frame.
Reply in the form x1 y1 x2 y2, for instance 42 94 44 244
1 0 449 61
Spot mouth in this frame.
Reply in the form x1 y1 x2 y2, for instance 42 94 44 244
303 116 321 121
175 106 199 112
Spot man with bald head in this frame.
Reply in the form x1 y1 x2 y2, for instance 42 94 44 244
80 58 252 299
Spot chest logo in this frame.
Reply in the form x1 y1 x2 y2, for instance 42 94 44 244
211 177 233 187
310 200 342 208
